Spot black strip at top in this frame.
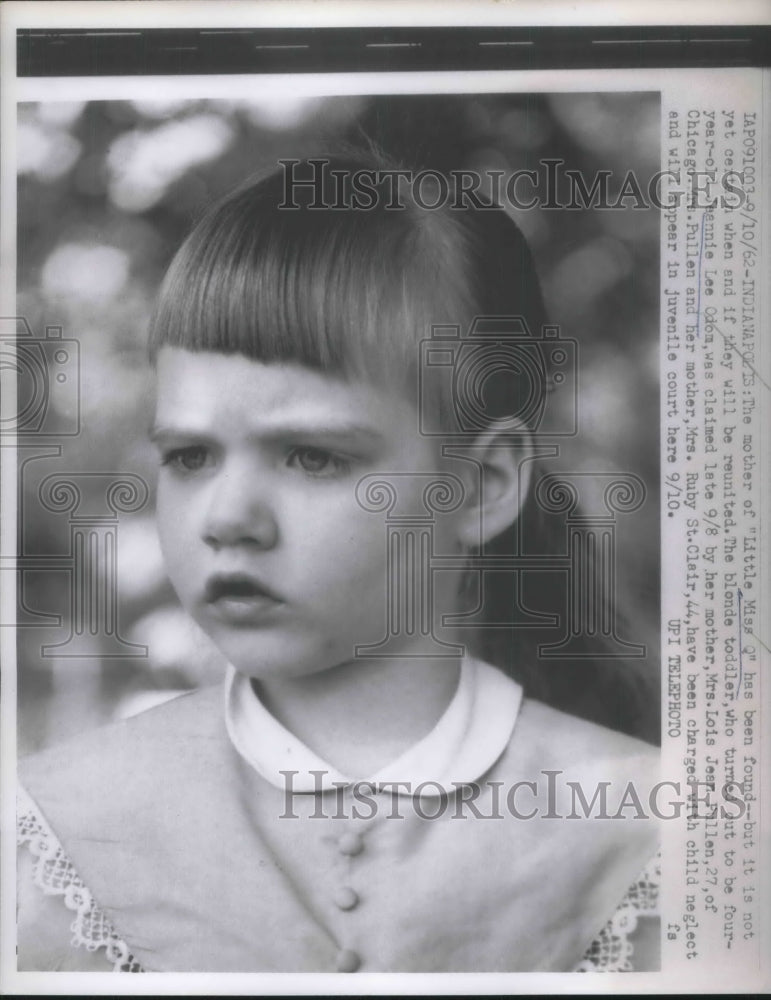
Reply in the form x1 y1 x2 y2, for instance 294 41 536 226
16 25 771 76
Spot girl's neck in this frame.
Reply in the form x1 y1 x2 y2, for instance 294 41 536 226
253 652 462 777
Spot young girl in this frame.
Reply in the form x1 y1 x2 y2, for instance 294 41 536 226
17 152 660 974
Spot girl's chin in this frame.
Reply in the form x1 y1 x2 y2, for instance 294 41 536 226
218 646 351 682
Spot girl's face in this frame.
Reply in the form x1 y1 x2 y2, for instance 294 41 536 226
153 348 466 680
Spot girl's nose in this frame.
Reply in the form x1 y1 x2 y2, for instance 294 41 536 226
202 473 279 551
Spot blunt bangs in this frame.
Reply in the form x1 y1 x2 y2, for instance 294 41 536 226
148 156 549 427
149 163 473 392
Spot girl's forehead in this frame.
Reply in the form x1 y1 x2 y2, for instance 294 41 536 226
154 347 418 431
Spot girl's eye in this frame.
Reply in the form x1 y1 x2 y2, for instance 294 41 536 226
287 446 350 478
161 445 212 473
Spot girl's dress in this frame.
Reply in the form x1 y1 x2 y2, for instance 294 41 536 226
17 657 660 973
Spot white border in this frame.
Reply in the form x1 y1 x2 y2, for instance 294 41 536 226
1 2 769 996
2 0 771 30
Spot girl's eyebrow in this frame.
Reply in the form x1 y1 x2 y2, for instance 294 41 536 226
148 423 386 445
257 424 387 447
148 425 199 443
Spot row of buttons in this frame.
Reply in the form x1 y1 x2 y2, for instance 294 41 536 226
334 832 364 971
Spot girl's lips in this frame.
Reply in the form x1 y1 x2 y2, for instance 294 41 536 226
206 593 284 626
204 572 283 602
203 573 285 626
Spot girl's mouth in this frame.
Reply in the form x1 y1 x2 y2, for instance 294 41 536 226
203 573 285 625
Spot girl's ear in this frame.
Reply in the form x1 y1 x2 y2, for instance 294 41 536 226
453 422 533 549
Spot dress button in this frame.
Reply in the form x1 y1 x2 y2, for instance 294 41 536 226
333 886 359 910
337 831 364 856
336 948 361 972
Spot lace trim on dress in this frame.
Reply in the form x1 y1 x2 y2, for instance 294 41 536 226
18 786 659 974
17 788 144 973
575 851 661 972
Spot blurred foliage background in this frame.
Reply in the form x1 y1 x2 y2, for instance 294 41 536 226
16 91 660 752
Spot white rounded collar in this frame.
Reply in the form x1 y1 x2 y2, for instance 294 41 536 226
224 658 523 796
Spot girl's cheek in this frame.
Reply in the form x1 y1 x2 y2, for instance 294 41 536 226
155 510 187 567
